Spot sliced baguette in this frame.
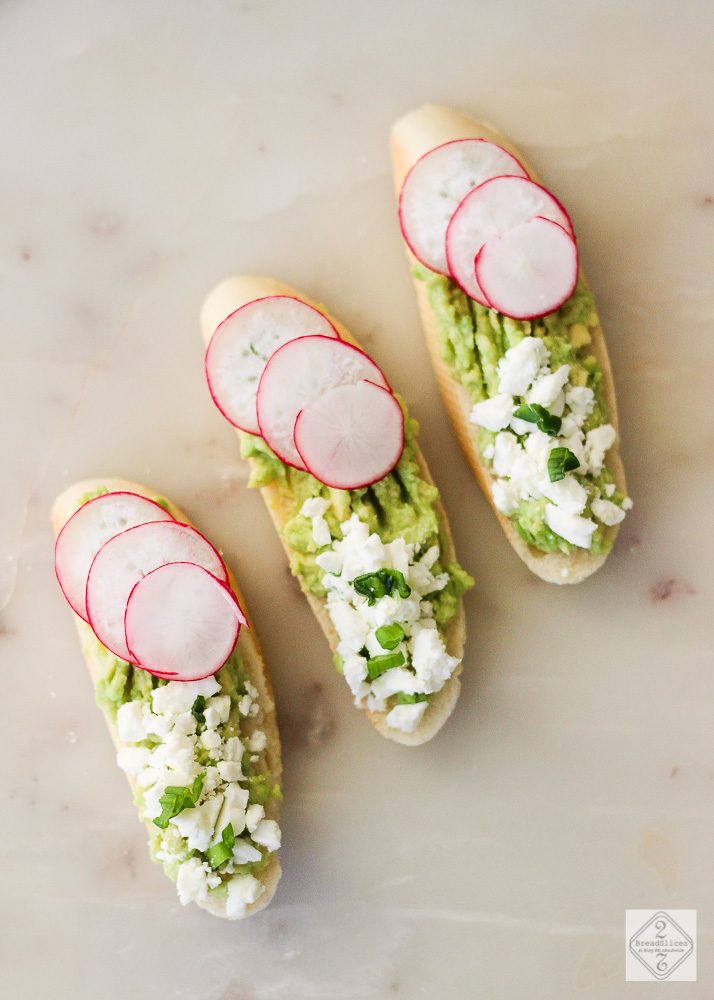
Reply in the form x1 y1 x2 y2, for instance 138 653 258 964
201 276 467 746
390 104 627 585
52 477 282 918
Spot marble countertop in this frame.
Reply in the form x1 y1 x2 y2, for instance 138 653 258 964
2 1 713 996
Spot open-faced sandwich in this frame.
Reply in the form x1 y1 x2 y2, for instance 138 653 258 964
52 478 281 918
201 276 473 745
391 104 632 584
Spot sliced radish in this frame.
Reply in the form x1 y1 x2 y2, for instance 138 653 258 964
445 175 574 304
475 216 579 320
294 380 404 489
257 336 390 471
399 139 528 276
54 492 174 621
205 296 340 434
86 521 229 662
125 562 243 681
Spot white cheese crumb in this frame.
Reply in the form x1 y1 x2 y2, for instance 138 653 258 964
116 701 146 743
544 505 597 548
469 393 514 431
385 701 428 732
245 803 265 833
591 498 626 525
497 336 549 395
251 819 281 852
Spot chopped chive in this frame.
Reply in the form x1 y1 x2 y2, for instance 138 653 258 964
513 403 562 436
375 623 405 650
206 823 236 870
547 447 580 483
367 650 405 680
395 692 428 705
191 695 206 726
352 569 412 607
153 772 205 830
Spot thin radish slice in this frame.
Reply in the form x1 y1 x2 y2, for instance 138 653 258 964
257 335 390 471
86 520 229 662
205 296 339 434
125 562 244 681
54 492 174 621
294 380 404 490
446 175 574 305
399 138 528 275
476 216 579 320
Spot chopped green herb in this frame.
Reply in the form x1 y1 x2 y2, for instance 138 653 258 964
153 773 205 830
367 650 405 680
191 695 206 726
396 692 428 705
154 497 171 513
352 568 412 606
375 623 405 650
206 823 236 870
513 403 562 436
547 447 580 483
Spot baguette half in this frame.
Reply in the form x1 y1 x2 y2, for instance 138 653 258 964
52 477 282 918
201 276 467 745
391 104 627 584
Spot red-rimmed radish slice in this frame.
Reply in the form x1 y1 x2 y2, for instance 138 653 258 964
446 175 574 304
54 492 174 621
476 216 579 320
125 562 244 681
86 520 229 662
205 296 340 434
257 335 390 471
399 138 528 275
294 380 404 490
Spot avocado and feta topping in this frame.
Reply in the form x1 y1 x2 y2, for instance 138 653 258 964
240 400 473 732
89 626 280 918
416 268 632 553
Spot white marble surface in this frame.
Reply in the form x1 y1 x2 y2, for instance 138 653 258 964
2 1 713 996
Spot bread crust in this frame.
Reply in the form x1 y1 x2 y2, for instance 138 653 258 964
200 276 467 745
51 477 282 918
390 104 627 584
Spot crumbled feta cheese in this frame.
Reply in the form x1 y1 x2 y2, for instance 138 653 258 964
206 695 231 725
541 475 587 514
491 478 521 515
200 729 222 752
583 424 617 475
544 505 597 548
116 701 146 743
328 599 371 653
245 803 265 834
152 678 220 716
469 393 514 431
172 794 224 852
300 496 332 547
591 498 626 525
237 694 252 716
233 839 263 864
216 783 249 838
497 336 549 395
171 712 197 736
165 731 198 773
411 627 460 692
622 496 633 510
315 550 343 575
565 385 595 420
371 667 426 701
142 708 172 739
526 365 570 407
251 819 281 852
176 857 209 905
217 760 243 783
483 442 495 460
225 874 262 919
604 483 616 497
385 701 428 733
247 730 267 753
342 653 368 696
116 746 151 775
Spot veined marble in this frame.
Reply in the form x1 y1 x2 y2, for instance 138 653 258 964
1 1 713 996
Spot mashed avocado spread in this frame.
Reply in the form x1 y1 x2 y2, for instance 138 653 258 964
240 399 472 622
414 267 630 554
240 399 473 729
75 489 279 912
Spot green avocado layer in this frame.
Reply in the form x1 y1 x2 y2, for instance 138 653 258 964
240 396 473 629
414 268 626 555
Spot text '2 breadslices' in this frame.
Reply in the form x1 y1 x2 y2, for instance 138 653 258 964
391 104 632 584
202 276 473 745
53 478 282 919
